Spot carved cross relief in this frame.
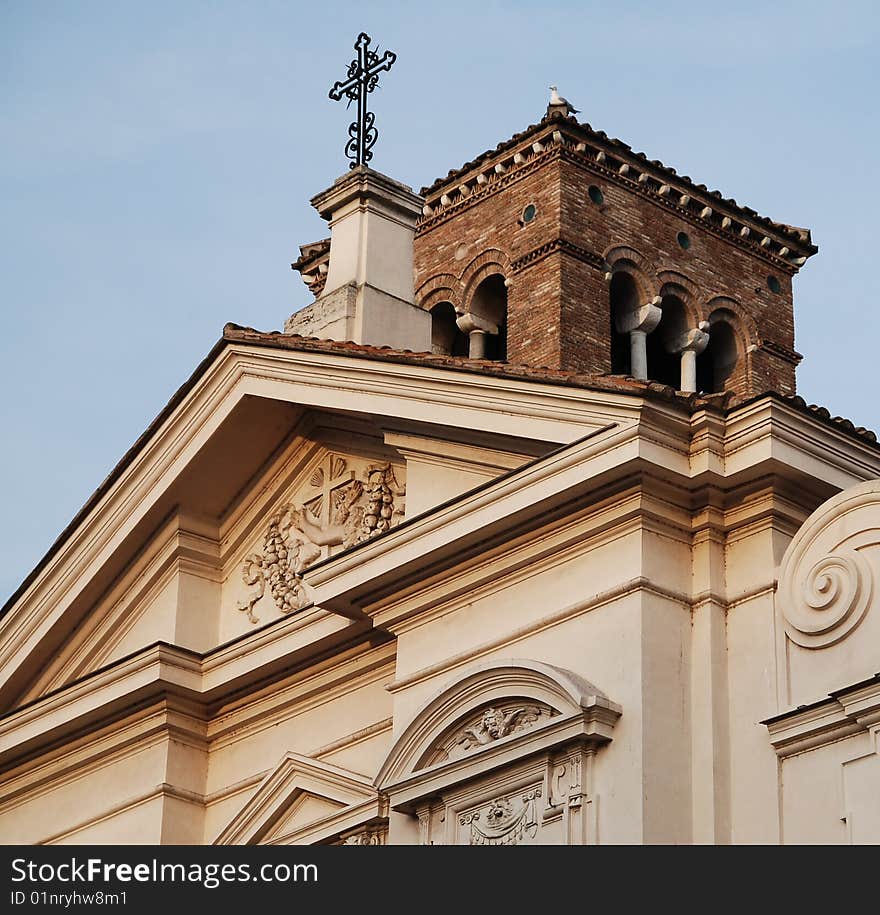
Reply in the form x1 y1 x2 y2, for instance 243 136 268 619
306 455 356 540
237 452 405 624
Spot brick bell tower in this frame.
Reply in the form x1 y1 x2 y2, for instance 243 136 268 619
414 94 816 399
293 91 817 400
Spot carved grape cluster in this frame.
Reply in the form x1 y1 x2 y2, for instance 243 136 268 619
362 466 397 536
264 510 306 614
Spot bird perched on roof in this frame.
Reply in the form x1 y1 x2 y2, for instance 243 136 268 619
547 85 579 117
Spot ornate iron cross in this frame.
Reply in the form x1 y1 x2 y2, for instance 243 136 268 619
328 32 397 168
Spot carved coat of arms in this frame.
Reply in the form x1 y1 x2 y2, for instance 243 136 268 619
237 455 405 623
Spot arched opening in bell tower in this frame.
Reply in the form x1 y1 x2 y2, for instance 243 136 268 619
609 272 640 375
696 311 740 394
648 294 687 388
430 301 469 356
468 274 508 361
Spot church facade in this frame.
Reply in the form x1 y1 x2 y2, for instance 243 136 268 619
1 99 879 845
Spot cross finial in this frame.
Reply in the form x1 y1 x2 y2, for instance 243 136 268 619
328 32 397 168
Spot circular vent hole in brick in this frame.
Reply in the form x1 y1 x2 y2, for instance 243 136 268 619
677 231 691 250
588 185 604 205
767 275 781 294
522 204 537 223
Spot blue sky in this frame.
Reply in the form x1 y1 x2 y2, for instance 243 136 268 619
2 1 879 602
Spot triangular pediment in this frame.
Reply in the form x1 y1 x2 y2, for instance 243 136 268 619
17 432 407 703
262 793 347 842
0 336 637 713
214 752 382 846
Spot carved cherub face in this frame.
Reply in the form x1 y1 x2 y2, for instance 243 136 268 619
482 708 504 739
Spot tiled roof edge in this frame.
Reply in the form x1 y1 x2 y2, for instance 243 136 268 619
732 390 878 447
222 324 720 407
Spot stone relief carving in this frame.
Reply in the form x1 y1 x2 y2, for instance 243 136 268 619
429 701 555 763
782 549 872 648
459 705 547 749
777 481 880 650
417 805 446 846
546 752 587 813
341 827 386 845
460 789 541 846
237 454 405 624
417 809 430 846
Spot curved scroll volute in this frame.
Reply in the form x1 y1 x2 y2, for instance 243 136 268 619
778 480 880 650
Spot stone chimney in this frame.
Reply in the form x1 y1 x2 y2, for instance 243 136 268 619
285 166 431 351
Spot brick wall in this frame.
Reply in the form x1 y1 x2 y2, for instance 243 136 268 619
414 134 802 398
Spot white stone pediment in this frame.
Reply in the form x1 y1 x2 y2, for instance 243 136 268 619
375 659 621 814
214 752 384 846
17 443 407 704
0 339 639 712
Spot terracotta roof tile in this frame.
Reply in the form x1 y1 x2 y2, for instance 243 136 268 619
223 323 721 408
225 325 879 447
781 395 878 444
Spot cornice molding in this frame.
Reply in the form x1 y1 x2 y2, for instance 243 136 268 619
721 399 880 487
417 142 561 233
758 339 803 366
0 625 391 770
21 510 221 704
0 344 647 708
0 644 202 768
0 702 201 814
213 751 381 845
418 121 812 272
510 237 605 274
763 673 880 758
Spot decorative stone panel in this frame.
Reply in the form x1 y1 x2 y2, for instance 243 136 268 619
235 452 405 624
375 659 621 845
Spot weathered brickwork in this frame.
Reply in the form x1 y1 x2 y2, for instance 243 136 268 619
413 114 813 399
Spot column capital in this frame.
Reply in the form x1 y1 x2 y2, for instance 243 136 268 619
666 321 710 355
614 297 662 335
456 312 499 336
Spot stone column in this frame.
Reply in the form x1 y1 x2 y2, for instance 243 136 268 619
469 330 487 360
630 329 648 381
666 322 711 392
456 312 498 359
614 296 662 380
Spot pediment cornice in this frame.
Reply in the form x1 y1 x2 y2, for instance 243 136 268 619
0 341 636 710
213 752 383 846
4 332 878 721
374 659 621 813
